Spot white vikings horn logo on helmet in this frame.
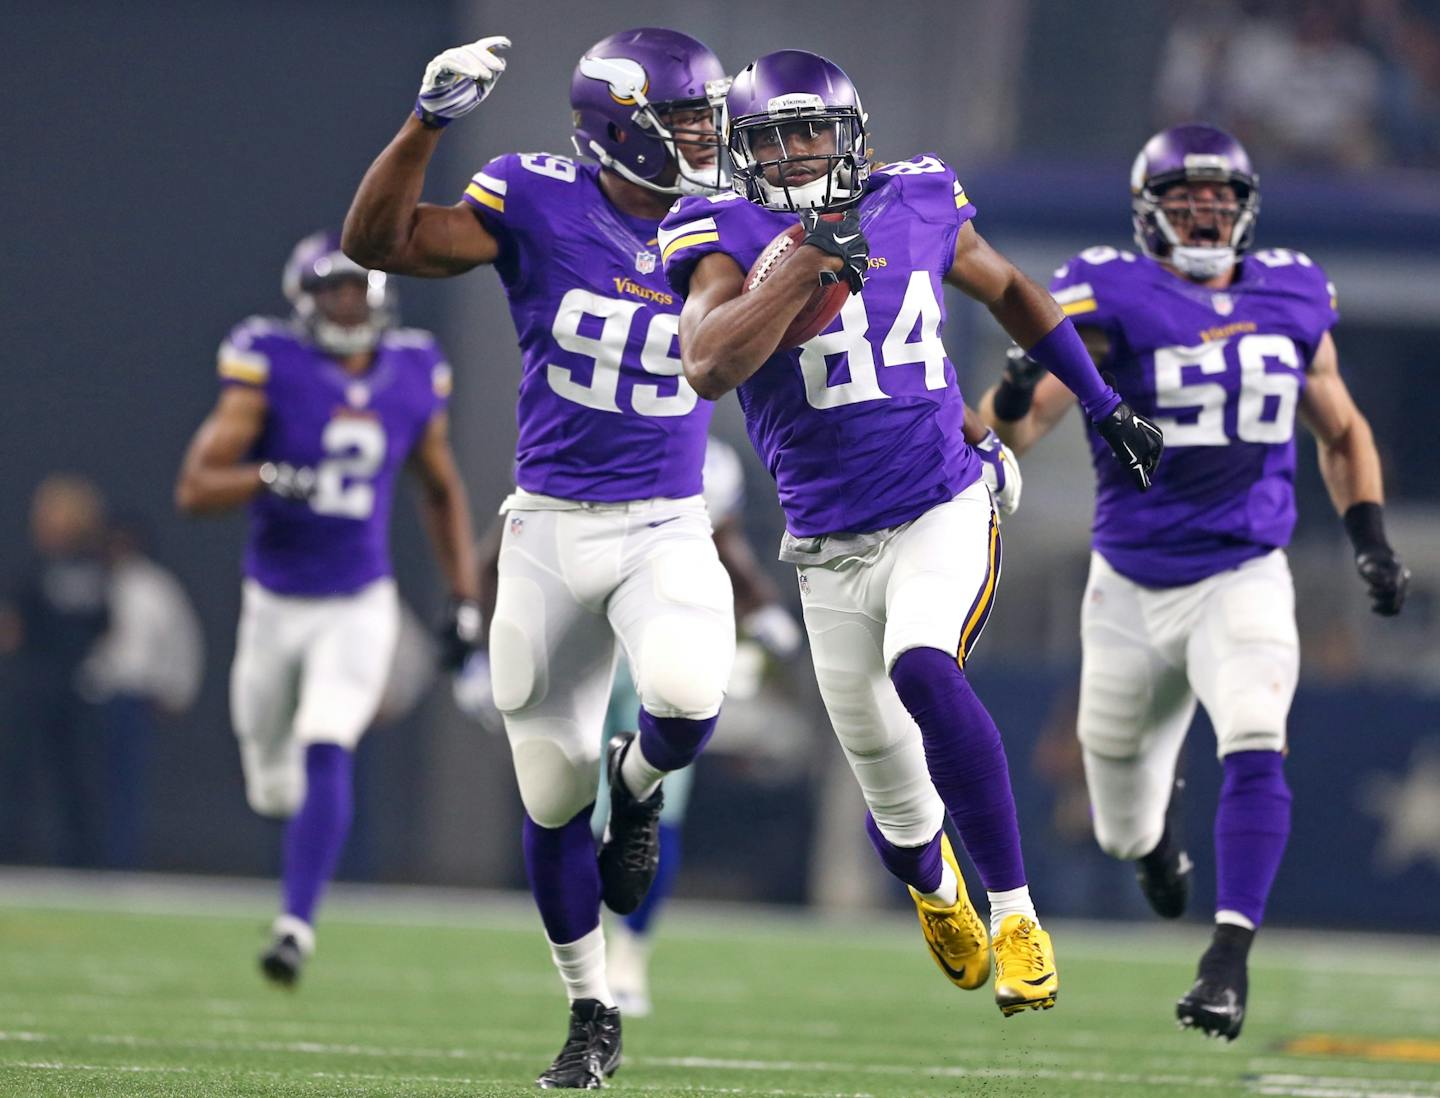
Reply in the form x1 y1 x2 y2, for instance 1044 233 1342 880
580 55 649 106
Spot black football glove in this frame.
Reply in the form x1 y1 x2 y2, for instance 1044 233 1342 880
1094 403 1164 491
991 344 1050 421
258 461 317 502
800 208 869 294
1345 503 1409 616
1003 344 1047 390
1356 549 1410 616
439 597 484 671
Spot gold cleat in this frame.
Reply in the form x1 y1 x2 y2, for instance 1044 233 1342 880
992 914 1058 1016
907 834 991 990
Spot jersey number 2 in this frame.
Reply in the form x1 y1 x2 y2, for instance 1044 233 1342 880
312 418 386 519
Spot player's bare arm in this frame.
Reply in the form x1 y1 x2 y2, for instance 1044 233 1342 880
174 386 270 514
1298 331 1383 512
407 412 480 602
946 222 1162 489
679 245 841 400
342 37 510 276
945 222 1067 348
711 513 784 621
1299 330 1409 614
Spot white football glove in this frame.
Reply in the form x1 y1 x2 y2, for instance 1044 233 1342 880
974 429 1023 517
415 35 510 128
741 604 804 659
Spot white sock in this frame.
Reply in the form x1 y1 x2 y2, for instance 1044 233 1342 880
1215 909 1255 931
620 737 664 801
920 861 959 907
548 925 614 1007
271 914 315 956
987 885 1038 937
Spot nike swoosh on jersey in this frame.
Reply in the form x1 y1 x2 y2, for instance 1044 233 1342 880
647 516 681 528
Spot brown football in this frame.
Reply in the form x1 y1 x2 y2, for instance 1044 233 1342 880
743 216 850 350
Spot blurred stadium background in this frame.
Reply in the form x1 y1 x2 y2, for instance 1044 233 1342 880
4 0 1439 969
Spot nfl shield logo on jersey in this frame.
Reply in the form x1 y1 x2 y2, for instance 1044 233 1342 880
635 249 658 275
1211 292 1235 316
509 514 525 536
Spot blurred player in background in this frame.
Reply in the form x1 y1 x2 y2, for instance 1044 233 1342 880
664 49 1162 1019
981 124 1410 1040
175 231 481 987
344 28 739 1087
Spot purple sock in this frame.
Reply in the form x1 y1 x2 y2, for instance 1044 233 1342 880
864 812 944 894
623 821 682 935
889 647 1027 893
523 806 602 944
636 710 717 772
1215 750 1291 927
281 743 354 925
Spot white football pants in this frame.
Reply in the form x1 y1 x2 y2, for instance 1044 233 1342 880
1078 549 1300 860
797 481 1001 847
230 577 399 819
489 496 735 829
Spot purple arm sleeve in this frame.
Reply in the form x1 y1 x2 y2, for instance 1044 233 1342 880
1025 318 1120 421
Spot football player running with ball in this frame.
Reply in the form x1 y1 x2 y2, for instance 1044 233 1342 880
980 124 1410 1040
662 50 1163 1018
175 232 482 987
343 29 739 1088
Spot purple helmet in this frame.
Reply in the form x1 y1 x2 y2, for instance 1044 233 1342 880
725 50 868 212
1131 123 1260 281
282 231 396 356
570 28 730 196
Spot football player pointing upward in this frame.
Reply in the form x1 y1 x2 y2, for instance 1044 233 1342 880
981 124 1409 1040
344 29 736 1088
663 50 1163 1017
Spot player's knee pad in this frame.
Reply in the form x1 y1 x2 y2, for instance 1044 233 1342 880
1076 648 1153 760
636 612 733 720
866 786 946 849
489 576 548 714
508 734 596 829
1091 814 1162 862
242 768 303 820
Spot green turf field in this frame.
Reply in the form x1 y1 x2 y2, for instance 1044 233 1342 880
1 879 1438 1098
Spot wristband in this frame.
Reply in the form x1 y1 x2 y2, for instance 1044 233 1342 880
1343 501 1389 557
991 378 1035 422
1026 319 1120 421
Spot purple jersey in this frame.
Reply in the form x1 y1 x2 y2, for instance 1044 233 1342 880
1051 246 1339 587
661 154 982 537
217 318 450 596
462 154 713 501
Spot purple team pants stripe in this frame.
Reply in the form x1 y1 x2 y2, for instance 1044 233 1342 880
957 509 1002 668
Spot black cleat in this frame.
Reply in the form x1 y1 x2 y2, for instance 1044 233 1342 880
535 998 622 1089
259 933 305 988
1137 780 1192 919
598 733 663 916
1176 924 1253 1041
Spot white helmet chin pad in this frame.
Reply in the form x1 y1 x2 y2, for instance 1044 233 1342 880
1169 245 1237 281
